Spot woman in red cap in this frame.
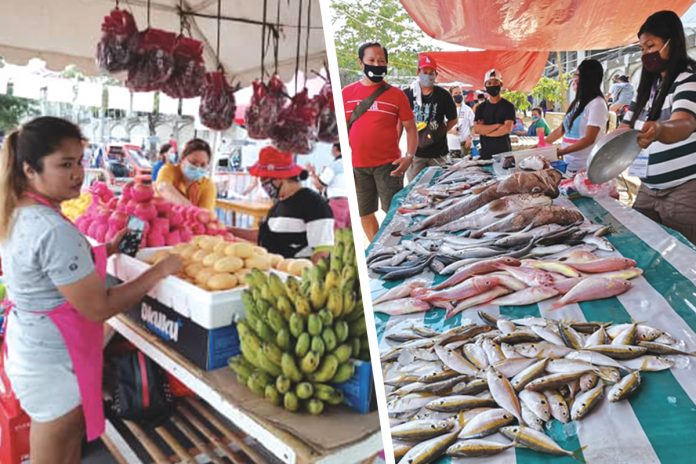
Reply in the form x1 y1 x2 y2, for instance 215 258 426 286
231 146 335 260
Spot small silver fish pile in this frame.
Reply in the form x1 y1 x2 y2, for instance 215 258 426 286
384 316 692 463
373 250 641 318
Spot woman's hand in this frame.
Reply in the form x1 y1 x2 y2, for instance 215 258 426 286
638 121 661 149
106 229 128 257
153 254 183 278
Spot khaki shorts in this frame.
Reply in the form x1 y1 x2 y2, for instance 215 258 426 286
353 163 404 216
406 155 449 182
633 179 696 244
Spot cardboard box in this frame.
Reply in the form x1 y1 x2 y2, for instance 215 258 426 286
126 295 240 371
333 360 375 414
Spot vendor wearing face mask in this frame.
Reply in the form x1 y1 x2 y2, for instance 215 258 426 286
230 146 334 260
404 54 458 181
620 10 696 243
473 69 516 159
155 138 216 211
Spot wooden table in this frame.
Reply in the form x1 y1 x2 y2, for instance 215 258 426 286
215 199 273 228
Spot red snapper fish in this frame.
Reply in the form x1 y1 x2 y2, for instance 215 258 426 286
551 277 632 309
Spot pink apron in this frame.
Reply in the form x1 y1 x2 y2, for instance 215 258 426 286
2 191 107 441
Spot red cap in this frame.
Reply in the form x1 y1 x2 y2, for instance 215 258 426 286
248 146 304 178
418 54 437 71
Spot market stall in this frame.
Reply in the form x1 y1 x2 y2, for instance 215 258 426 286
368 163 696 463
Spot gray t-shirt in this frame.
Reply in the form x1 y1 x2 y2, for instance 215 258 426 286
1 205 95 363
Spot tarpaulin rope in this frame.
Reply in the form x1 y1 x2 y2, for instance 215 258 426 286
294 0 303 94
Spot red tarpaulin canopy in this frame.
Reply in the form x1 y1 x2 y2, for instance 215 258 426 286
401 0 694 50
426 50 549 92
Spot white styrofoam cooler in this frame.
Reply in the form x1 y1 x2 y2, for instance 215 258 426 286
107 247 247 330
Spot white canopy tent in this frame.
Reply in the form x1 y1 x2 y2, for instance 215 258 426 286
0 0 326 85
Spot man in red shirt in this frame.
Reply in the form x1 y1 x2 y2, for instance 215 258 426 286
343 42 418 241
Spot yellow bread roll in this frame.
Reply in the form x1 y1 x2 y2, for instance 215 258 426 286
213 256 244 273
207 273 238 291
224 242 255 258
245 254 272 271
202 252 225 268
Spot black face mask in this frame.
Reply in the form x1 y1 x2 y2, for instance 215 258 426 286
363 64 388 83
486 85 501 97
454 95 464 103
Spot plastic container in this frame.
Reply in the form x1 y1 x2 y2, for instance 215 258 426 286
333 360 374 414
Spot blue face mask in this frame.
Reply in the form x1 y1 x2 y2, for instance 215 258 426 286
182 163 207 181
532 116 540 121
419 73 436 87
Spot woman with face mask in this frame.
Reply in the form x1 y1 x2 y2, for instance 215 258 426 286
545 59 608 173
155 138 216 211
620 10 696 243
230 146 334 260
0 117 182 463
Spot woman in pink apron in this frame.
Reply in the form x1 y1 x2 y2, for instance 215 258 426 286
0 117 182 463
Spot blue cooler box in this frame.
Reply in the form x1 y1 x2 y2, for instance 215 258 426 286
333 359 374 414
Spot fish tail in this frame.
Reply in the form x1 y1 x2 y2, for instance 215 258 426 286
571 445 588 462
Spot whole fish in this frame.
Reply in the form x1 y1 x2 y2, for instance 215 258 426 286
486 367 523 424
511 358 548 391
373 279 430 305
382 256 436 280
608 371 641 402
551 277 632 309
434 343 479 376
566 350 625 369
500 265 555 286
612 323 638 346
531 324 566 346
557 323 586 350
446 439 514 457
524 372 586 391
399 426 461 464
487 272 528 291
425 395 496 412
481 338 506 364
571 383 605 420
497 319 517 334
453 378 489 395
470 206 583 239
582 234 614 251
515 341 574 359
463 342 489 370
579 372 599 392
584 326 609 347
543 390 570 423
621 356 674 372
446 286 512 319
492 357 536 378
565 257 636 273
494 223 565 248
498 329 542 344
500 426 583 458
419 276 500 302
391 419 454 440
434 194 553 232
552 276 585 295
387 394 438 415
491 286 559 306
519 389 551 422
521 402 546 431
458 408 515 439
607 323 661 341
419 369 460 384
637 341 696 356
433 257 521 290
373 298 431 315
585 344 647 360
546 359 597 375
522 259 580 277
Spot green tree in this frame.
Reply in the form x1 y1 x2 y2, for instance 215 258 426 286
531 75 569 112
330 0 434 86
501 90 531 113
0 94 39 132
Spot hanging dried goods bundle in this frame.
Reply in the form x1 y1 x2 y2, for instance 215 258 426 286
246 75 289 139
315 82 338 143
96 8 140 72
199 71 236 131
161 35 206 99
271 89 320 154
126 29 177 92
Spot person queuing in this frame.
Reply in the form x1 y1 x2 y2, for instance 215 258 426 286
447 86 475 157
545 59 608 173
621 10 696 243
342 41 418 241
403 54 458 180
474 69 516 159
527 107 552 138
0 117 182 464
308 143 351 229
151 143 176 182
155 138 216 211
609 75 635 115
231 146 334 260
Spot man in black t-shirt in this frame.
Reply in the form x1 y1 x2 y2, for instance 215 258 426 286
474 69 516 159
404 54 458 182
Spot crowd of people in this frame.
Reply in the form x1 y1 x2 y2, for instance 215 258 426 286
343 9 696 245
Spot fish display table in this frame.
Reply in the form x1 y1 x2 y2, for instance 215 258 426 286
370 166 696 463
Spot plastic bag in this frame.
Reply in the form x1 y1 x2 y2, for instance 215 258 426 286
199 71 236 131
571 171 619 199
161 36 206 99
96 8 139 72
315 82 338 143
126 29 177 92
271 89 320 154
246 75 288 139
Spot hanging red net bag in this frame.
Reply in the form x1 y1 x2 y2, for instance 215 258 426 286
96 8 140 72
246 75 289 140
126 29 177 92
161 36 206 99
271 88 320 154
199 71 236 131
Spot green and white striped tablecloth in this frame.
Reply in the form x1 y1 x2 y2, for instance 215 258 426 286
370 167 696 464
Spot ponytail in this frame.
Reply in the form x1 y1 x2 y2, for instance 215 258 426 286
0 117 83 242
0 131 23 242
